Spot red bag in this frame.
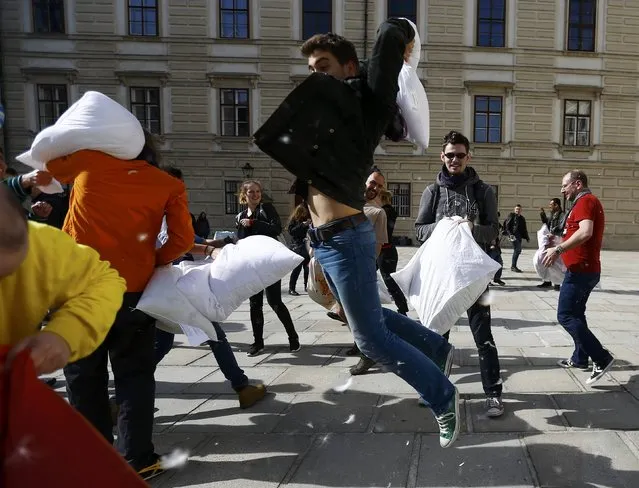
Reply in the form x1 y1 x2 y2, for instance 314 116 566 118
0 346 147 487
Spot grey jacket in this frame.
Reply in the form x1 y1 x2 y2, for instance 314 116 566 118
414 166 499 247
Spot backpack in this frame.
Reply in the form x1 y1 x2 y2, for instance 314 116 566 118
194 211 210 238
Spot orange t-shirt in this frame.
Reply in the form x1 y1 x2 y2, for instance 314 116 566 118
47 150 195 292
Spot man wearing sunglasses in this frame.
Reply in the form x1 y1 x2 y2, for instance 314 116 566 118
415 130 504 418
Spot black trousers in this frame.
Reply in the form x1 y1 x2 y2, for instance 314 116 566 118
249 280 298 343
289 246 311 291
443 293 502 397
377 246 409 313
64 292 157 469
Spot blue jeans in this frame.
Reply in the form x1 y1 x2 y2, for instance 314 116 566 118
154 323 248 391
557 271 611 367
311 217 455 415
511 237 522 268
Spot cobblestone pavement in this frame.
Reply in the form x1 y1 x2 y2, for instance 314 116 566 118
59 247 639 487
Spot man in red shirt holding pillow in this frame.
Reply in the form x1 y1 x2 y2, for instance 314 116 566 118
543 170 614 385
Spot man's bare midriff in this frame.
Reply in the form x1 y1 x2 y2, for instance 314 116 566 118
307 186 361 227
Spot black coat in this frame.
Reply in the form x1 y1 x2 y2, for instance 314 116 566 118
236 203 282 240
253 18 414 211
504 213 530 241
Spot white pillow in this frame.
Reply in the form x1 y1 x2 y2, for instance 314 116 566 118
17 90 144 170
176 235 303 321
396 18 430 149
136 265 219 342
392 218 500 335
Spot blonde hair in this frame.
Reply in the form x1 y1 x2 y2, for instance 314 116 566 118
239 179 263 205
288 203 310 224
379 188 393 206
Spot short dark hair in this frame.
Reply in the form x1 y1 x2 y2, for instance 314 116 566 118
551 198 562 207
515 204 522 208
300 33 359 66
567 169 588 187
163 165 183 181
0 185 28 252
442 130 470 153
371 165 383 176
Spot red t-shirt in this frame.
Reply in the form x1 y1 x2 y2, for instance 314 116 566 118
561 193 605 273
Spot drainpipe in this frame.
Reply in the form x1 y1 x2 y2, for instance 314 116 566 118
363 0 369 57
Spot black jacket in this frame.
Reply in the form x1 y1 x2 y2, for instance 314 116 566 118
287 218 310 250
382 204 398 243
504 213 530 241
253 18 414 211
540 210 565 236
236 203 282 240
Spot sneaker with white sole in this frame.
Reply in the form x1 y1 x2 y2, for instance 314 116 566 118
485 397 505 417
586 356 615 385
557 358 589 370
435 387 460 448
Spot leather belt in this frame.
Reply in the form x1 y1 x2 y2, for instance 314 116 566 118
307 213 368 244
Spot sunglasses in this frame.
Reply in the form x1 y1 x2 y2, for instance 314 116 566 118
444 152 467 160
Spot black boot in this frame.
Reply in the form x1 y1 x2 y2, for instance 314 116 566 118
345 343 360 356
350 356 376 375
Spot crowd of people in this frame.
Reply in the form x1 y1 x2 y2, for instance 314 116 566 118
0 16 615 484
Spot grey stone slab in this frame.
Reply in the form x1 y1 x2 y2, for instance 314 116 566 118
524 432 639 488
444 330 483 347
307 319 349 331
324 348 367 368
259 346 339 367
155 434 312 488
449 367 493 395
502 367 582 393
273 393 376 433
183 366 287 395
416 434 535 487
311 331 357 346
469 394 566 433
160 346 211 366
553 391 639 430
155 366 217 394
154 395 212 433
262 331 325 346
488 331 546 348
171 393 294 433
534 330 575 347
270 366 362 394
188 347 269 368
521 346 576 366
374 396 467 434
456 346 527 367
288 433 414 488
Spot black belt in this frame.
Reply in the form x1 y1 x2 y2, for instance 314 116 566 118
307 213 368 244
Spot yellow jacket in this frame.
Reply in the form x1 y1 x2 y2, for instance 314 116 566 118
0 222 126 362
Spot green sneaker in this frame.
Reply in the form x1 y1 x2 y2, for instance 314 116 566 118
435 387 460 448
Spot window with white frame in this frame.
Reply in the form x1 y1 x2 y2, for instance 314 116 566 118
220 0 249 39
130 87 161 134
567 0 596 52
302 0 332 39
387 182 411 218
32 0 65 33
220 88 250 137
563 99 591 146
37 84 68 129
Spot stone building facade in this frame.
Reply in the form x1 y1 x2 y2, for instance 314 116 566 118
1 0 638 249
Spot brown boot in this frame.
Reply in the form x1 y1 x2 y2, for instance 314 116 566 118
238 384 267 409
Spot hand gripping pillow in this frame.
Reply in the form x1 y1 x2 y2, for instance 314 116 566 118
175 235 303 322
17 90 144 177
136 265 219 342
533 225 566 285
392 217 500 335
396 18 430 148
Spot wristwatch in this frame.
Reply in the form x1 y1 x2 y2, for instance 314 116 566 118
555 245 565 255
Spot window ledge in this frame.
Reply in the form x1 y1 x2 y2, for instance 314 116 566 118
560 50 599 57
28 32 68 38
207 73 259 88
21 67 78 84
215 37 253 43
554 84 603 99
559 145 595 156
121 35 161 41
472 142 508 151
115 70 170 86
